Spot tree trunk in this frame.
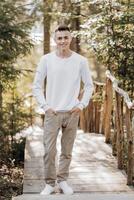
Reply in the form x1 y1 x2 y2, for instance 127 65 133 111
43 0 52 99
70 2 81 53
0 84 3 129
43 0 52 54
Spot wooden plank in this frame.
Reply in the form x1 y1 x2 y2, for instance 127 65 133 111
25 140 44 158
25 156 43 162
69 172 127 179
24 167 44 180
23 180 45 193
69 166 125 173
72 183 134 192
12 193 134 200
23 180 133 193
68 178 127 184
24 159 44 168
24 169 127 180
70 161 117 168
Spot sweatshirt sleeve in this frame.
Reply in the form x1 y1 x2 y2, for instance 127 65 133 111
32 56 50 112
76 58 94 110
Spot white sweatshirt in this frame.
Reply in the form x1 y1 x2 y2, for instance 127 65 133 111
32 51 94 112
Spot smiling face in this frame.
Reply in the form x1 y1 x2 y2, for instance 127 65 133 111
54 30 72 51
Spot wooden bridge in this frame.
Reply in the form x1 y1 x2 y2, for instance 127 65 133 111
13 71 134 199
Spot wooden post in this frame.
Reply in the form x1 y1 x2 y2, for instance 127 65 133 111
88 100 94 132
112 107 117 156
94 101 101 133
93 84 100 133
85 106 90 132
125 106 134 185
115 92 124 169
92 101 95 133
104 78 113 143
79 110 85 131
101 84 108 135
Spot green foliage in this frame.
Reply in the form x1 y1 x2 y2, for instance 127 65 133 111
0 4 35 196
0 0 34 146
0 0 34 91
81 0 134 95
2 95 32 138
0 163 23 200
0 0 34 200
0 88 33 163
0 86 33 198
0 0 33 63
0 65 20 90
0 0 34 164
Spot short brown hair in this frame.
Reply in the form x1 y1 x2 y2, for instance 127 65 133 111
55 25 70 32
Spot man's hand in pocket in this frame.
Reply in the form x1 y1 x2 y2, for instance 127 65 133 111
70 107 81 115
46 108 57 115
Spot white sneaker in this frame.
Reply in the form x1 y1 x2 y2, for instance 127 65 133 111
58 181 73 195
40 184 55 195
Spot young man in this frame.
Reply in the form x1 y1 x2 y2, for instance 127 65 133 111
32 25 94 195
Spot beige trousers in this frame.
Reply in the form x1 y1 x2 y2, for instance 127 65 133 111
43 111 79 186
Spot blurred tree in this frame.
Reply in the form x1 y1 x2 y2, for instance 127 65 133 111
38 0 82 53
43 0 54 54
81 0 134 96
70 1 81 53
0 0 34 108
0 0 34 165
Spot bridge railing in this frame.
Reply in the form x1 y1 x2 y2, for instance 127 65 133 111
80 70 134 186
79 81 105 133
103 70 134 185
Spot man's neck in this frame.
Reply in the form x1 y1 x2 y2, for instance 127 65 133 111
56 49 72 58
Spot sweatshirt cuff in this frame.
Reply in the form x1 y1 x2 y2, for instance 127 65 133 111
76 103 85 110
41 104 50 112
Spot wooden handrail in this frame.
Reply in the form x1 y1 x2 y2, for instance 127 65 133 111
94 81 105 86
106 70 133 109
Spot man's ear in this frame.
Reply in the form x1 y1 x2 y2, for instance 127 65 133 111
70 33 73 42
53 33 56 42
